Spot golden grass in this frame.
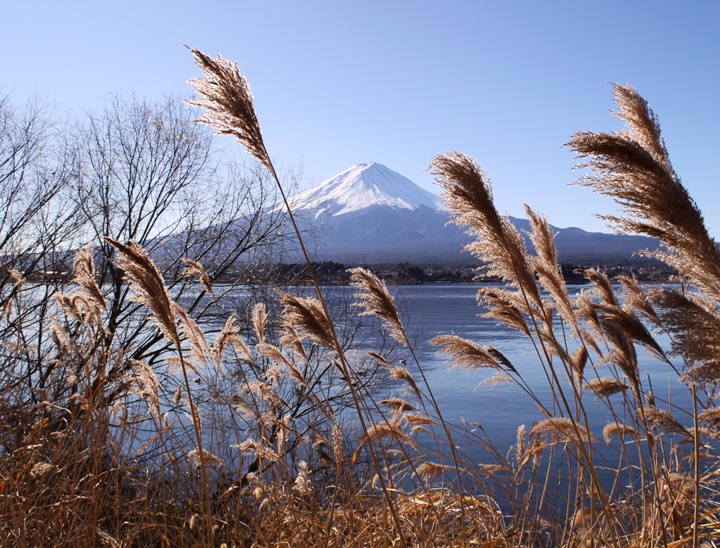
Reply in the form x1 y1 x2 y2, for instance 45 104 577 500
1 58 719 548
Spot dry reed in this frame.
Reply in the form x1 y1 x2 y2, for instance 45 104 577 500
3 56 720 548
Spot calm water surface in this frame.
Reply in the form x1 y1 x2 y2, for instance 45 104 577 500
363 283 686 459
190 282 687 472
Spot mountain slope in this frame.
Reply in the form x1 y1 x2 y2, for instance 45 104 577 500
286 162 660 264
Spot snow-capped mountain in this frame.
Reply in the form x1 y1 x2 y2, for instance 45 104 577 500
291 162 443 218
289 163 463 263
288 162 660 264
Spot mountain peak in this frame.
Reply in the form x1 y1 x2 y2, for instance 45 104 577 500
292 163 442 218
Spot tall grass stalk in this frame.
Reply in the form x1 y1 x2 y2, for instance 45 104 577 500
187 47 412 544
2 60 719 547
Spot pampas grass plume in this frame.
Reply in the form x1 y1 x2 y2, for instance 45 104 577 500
275 289 334 349
348 267 405 344
187 48 271 171
105 238 179 347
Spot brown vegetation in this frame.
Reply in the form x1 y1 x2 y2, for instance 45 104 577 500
0 51 719 547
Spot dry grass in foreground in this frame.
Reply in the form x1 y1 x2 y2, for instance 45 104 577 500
0 50 719 547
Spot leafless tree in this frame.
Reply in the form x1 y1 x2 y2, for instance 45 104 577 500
0 93 289 418
69 96 288 400
0 94 83 407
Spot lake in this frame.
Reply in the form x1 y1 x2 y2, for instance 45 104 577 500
179 281 691 491
336 283 688 462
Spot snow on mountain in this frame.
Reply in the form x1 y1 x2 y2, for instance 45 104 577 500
150 162 660 266
282 162 660 264
291 162 443 218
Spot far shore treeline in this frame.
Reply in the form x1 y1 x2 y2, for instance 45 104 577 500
13 258 677 286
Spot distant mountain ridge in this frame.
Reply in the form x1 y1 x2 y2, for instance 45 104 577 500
287 162 661 264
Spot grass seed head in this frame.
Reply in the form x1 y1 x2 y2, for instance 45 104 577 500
106 238 179 347
348 267 405 344
275 289 334 349
187 48 271 171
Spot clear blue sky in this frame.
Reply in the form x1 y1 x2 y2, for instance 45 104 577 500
3 1 719 234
